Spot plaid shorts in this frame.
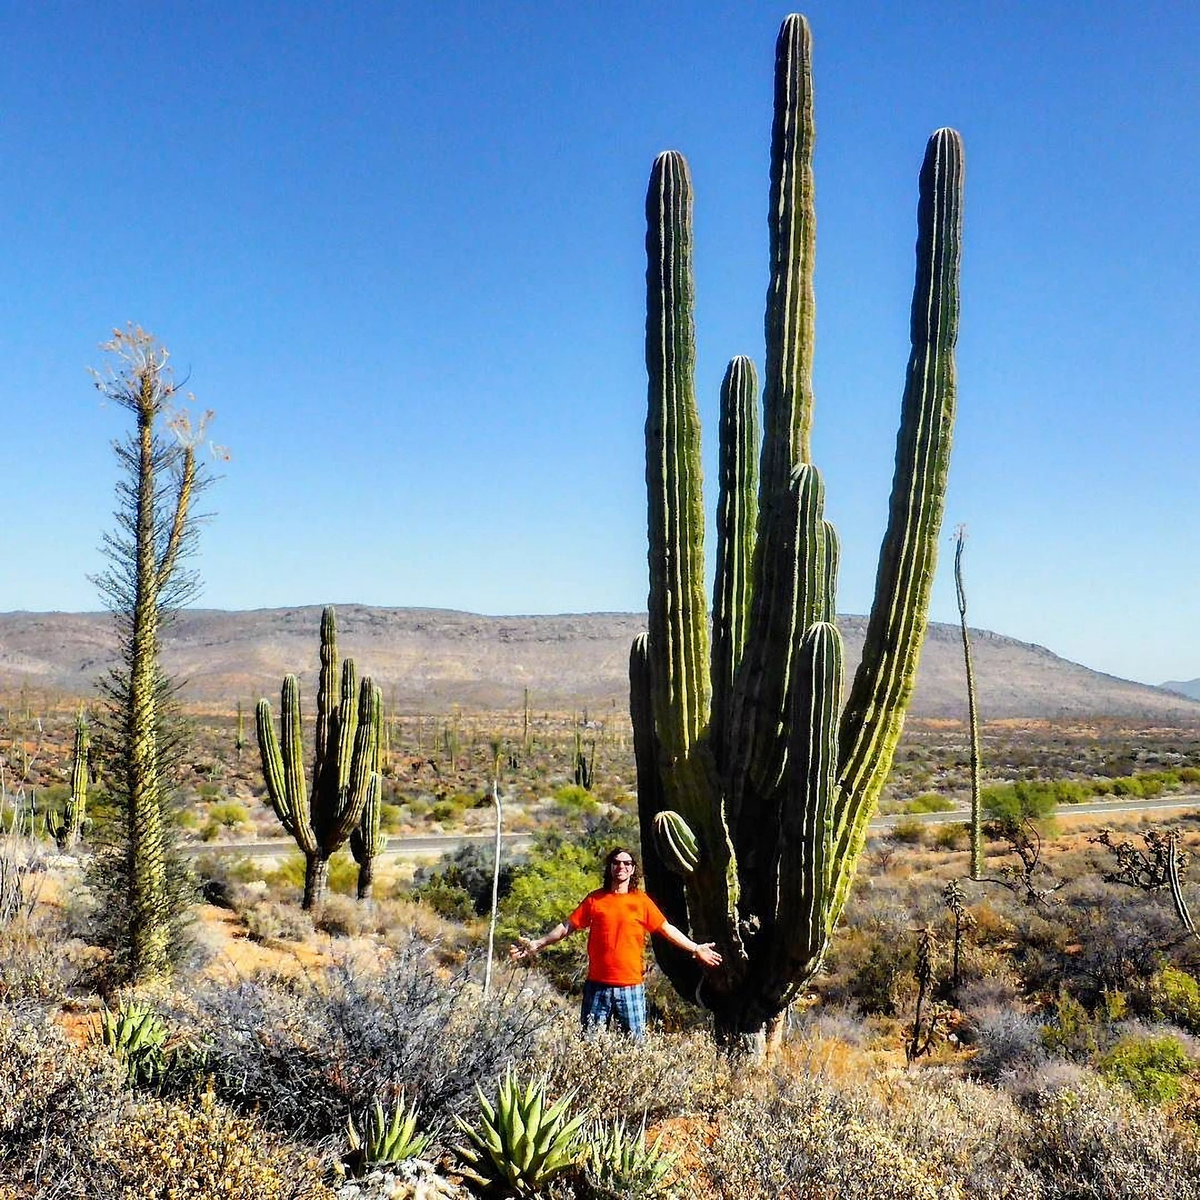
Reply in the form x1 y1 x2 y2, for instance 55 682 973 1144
580 980 647 1039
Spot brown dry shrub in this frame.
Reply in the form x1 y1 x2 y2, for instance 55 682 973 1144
88 1088 332 1200
541 1024 732 1124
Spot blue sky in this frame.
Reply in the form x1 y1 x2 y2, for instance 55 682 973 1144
0 2 1197 687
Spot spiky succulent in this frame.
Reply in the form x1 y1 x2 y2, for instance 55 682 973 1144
584 1116 676 1198
99 999 170 1089
454 1066 585 1196
345 1094 431 1175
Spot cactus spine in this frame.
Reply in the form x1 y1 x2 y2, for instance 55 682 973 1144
632 14 964 1044
256 607 382 909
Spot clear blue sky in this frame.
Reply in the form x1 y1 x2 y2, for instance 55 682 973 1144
0 2 1196 687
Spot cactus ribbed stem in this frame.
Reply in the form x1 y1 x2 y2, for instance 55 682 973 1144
954 527 984 879
830 126 964 925
711 357 760 763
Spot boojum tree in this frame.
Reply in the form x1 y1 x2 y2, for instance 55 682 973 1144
93 325 213 982
630 14 965 1045
255 606 382 909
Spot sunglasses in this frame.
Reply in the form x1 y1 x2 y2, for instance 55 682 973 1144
612 859 635 868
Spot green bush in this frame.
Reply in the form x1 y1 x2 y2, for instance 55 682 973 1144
1110 776 1144 798
1179 766 1200 785
380 802 405 832
932 822 968 851
983 782 1057 822
208 802 250 829
1098 1032 1193 1105
1151 966 1200 1035
904 793 955 814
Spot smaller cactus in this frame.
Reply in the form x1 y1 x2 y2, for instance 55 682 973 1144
256 607 382 910
652 810 699 876
573 731 595 791
59 706 89 850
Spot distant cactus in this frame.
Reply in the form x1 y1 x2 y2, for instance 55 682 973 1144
256 607 382 909
57 706 89 850
235 699 247 761
573 731 595 791
632 15 964 1046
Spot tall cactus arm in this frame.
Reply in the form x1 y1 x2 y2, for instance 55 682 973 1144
313 605 338 790
334 658 360 795
760 620 842 1014
325 677 380 849
761 12 816 496
710 356 760 763
831 127 965 921
725 463 826 851
256 676 316 852
821 520 839 622
351 694 386 866
645 150 712 798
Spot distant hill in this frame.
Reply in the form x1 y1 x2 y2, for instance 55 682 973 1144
1 606 1198 722
1162 678 1200 702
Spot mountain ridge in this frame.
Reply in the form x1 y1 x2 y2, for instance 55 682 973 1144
1 605 1197 721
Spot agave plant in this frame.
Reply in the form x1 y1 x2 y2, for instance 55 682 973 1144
584 1116 676 1199
345 1094 431 1176
454 1065 585 1196
99 999 170 1089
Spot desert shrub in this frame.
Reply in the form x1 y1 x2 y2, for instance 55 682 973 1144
88 1087 331 1199
314 894 373 938
412 875 476 921
208 801 250 829
1151 965 1200 1033
243 900 312 943
1098 1030 1194 1105
411 843 515 917
705 1075 957 1200
0 1006 125 1189
905 793 956 813
971 1006 1049 1082
187 938 557 1140
1110 776 1144 798
932 821 969 851
1022 1076 1200 1198
542 1025 730 1125
379 801 405 832
1180 767 1200 785
982 781 1057 823
889 816 927 845
0 908 78 1000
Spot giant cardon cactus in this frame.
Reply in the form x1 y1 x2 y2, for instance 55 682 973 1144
631 14 965 1045
256 606 382 909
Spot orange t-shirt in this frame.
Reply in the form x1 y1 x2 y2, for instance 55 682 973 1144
568 889 667 986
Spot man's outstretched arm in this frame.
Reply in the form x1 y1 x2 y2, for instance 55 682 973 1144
658 921 723 969
510 921 575 961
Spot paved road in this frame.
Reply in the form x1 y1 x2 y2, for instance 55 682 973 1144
185 794 1198 860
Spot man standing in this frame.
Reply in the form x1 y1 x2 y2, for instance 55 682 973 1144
510 846 722 1037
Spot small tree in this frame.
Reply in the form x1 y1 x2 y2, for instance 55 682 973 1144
92 325 215 982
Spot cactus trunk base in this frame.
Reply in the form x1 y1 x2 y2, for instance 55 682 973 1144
356 861 374 902
303 854 330 911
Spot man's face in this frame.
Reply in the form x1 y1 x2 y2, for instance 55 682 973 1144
612 855 635 879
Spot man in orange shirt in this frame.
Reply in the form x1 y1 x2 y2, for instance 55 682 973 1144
510 847 722 1037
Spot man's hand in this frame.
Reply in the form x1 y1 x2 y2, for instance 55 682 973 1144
509 935 539 962
694 942 722 969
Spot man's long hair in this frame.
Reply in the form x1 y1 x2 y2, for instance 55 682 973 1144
603 847 641 891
